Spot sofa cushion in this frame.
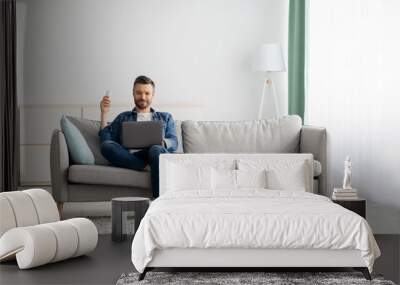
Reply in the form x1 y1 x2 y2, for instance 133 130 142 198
182 115 302 153
61 116 95 165
65 116 109 165
68 165 151 188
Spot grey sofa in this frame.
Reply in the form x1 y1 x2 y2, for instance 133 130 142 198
50 115 326 209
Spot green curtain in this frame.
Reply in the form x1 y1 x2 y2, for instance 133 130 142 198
288 0 307 123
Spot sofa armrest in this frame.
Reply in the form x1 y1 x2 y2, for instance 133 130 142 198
50 129 70 202
300 125 327 196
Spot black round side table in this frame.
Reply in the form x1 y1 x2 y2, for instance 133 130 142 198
111 197 150 242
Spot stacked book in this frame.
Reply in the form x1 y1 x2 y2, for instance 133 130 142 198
332 188 358 200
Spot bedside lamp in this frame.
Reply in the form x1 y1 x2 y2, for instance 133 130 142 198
253 43 286 119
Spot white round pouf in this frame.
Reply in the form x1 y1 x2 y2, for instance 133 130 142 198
0 225 57 268
23 188 60 223
0 189 59 237
1 191 40 227
0 218 98 269
66 218 98 257
42 221 79 262
0 189 98 269
0 196 17 237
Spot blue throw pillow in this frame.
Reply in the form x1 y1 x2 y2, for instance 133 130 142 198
60 115 95 165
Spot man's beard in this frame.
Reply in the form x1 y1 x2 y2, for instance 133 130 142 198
135 100 150 110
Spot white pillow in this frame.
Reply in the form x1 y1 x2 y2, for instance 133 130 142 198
212 169 236 190
237 157 313 192
266 161 308 191
166 162 212 192
236 169 267 188
211 169 268 190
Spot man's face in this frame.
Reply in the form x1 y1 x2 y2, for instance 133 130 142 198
133 83 154 110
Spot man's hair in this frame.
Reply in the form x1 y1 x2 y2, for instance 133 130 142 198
133 75 155 89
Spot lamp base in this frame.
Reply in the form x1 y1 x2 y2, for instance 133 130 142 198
257 75 280 120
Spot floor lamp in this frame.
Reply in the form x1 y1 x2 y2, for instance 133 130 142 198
253 43 286 120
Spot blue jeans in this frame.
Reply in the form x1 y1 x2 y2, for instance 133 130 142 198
100 140 168 198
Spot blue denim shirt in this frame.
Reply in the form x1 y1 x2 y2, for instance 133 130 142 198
98 107 178 152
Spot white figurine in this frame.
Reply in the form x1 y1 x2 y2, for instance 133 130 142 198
342 155 352 190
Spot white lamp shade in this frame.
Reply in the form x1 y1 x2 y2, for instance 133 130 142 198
253 43 286 72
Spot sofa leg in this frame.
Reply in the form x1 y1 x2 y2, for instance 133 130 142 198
354 267 371 280
138 268 148 281
57 202 64 219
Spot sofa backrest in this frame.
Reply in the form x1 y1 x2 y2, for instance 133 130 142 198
181 115 302 153
62 115 301 165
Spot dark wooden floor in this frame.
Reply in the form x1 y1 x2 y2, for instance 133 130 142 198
0 235 398 285
0 235 134 285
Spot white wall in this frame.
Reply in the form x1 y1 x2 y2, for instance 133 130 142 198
17 0 288 119
16 0 288 192
308 0 400 234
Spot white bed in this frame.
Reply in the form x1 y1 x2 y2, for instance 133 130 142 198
131 154 380 280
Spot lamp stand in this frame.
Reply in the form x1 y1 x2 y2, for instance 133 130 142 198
257 75 280 120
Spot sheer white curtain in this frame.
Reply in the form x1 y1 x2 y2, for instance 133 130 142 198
307 0 400 233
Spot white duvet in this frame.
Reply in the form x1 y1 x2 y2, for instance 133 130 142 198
131 190 380 273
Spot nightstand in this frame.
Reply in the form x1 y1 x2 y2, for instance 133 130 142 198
332 198 366 218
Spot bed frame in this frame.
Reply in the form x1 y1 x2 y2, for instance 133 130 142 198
137 154 372 281
138 248 371 280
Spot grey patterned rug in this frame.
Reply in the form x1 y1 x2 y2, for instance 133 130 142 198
116 271 396 285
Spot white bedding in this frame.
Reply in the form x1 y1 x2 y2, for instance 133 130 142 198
131 190 380 273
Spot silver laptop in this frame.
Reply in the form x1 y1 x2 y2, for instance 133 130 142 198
121 121 163 149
